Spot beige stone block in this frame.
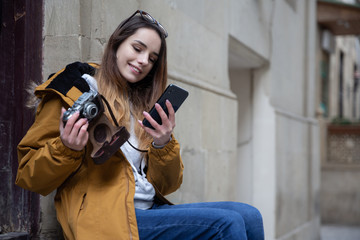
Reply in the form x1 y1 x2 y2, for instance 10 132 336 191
167 146 207 204
43 36 81 80
270 1 307 115
89 0 138 39
44 0 81 36
321 170 360 225
229 0 271 60
172 83 202 147
79 0 92 36
103 0 138 36
88 38 106 62
275 114 310 236
218 94 238 151
146 8 228 89
236 143 253 203
201 91 222 149
168 24 228 88
80 36 91 61
204 149 234 200
160 0 229 37
199 91 236 150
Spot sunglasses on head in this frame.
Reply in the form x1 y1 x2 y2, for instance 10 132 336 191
120 10 168 38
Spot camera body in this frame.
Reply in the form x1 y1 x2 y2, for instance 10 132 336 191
63 90 103 125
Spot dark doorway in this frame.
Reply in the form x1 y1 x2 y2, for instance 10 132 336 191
0 0 43 238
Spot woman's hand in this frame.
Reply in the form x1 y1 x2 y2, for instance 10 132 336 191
139 100 175 146
60 108 89 151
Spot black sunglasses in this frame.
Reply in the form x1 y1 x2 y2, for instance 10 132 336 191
120 10 168 38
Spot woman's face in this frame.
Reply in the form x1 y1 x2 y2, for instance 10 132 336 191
116 28 161 84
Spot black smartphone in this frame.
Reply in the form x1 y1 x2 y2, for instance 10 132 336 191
143 84 189 129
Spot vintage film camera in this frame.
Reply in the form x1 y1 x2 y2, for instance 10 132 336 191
63 90 129 164
63 90 102 125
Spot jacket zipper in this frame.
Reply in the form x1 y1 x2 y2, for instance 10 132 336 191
124 164 133 240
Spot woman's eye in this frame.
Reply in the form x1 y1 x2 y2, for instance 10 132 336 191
149 57 156 63
133 46 141 52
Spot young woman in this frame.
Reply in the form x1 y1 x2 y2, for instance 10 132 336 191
16 10 264 239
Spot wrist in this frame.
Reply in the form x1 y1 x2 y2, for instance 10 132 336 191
152 137 172 149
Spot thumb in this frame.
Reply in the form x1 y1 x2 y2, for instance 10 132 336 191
60 107 66 130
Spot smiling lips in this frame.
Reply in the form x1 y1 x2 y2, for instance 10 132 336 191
129 64 142 74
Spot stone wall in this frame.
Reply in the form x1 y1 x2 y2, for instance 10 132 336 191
318 25 360 229
40 0 320 239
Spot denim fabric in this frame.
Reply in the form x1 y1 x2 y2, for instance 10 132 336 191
135 201 264 240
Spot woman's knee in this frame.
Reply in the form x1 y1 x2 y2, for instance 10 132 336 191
246 204 263 222
226 202 263 223
235 204 264 240
214 210 247 239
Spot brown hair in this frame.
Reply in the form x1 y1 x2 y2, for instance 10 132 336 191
96 15 168 149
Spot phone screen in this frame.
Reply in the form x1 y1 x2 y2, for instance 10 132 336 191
142 84 189 129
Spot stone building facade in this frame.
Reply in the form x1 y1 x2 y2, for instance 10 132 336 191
316 0 360 230
318 18 360 231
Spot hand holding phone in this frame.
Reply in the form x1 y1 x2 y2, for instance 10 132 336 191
142 84 189 130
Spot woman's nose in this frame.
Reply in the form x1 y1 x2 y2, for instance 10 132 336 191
137 54 149 65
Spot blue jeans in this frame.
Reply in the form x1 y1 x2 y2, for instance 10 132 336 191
135 201 264 240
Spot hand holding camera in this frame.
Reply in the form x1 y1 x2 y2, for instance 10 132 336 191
60 90 102 151
60 108 90 151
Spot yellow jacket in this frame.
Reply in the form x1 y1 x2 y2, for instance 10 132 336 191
15 64 184 239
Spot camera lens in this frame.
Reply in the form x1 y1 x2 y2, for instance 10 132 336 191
83 102 98 119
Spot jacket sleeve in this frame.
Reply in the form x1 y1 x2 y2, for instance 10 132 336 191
146 137 184 196
15 95 84 196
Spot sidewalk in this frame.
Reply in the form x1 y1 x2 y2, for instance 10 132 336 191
321 224 360 240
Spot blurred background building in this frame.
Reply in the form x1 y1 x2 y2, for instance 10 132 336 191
1 0 359 239
317 0 360 236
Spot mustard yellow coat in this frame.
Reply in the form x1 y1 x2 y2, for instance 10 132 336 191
15 67 184 240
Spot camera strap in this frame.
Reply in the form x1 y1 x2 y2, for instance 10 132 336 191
99 95 148 153
100 95 119 127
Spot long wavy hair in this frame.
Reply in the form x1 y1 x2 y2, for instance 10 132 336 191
95 15 168 149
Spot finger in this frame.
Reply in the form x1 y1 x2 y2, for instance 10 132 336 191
138 119 158 137
143 111 161 130
59 108 66 131
138 119 145 128
60 107 66 118
165 100 176 127
155 103 172 128
64 118 87 150
155 103 168 121
68 118 88 140
77 122 89 146
63 111 80 136
139 120 171 146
